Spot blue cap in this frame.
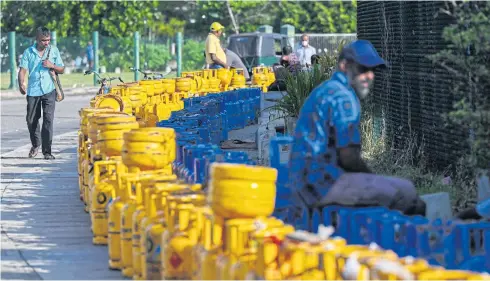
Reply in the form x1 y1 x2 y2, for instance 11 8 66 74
340 40 387 68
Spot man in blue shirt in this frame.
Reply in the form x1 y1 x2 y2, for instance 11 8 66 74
289 40 426 216
86 41 94 69
18 26 65 159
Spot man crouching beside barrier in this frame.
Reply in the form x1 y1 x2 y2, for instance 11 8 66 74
288 40 426 216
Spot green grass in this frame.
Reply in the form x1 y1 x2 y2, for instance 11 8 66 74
360 115 475 212
1 71 176 90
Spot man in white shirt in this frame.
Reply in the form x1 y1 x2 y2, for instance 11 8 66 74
295 34 317 67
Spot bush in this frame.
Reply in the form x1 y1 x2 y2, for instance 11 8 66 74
183 39 205 71
143 43 172 71
268 40 346 118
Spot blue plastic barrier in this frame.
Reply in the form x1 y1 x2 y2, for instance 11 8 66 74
267 135 490 273
160 90 490 274
160 88 261 184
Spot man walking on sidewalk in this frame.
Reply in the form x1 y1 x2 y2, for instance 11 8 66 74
18 26 65 160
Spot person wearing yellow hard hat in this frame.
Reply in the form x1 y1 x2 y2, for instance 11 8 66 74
205 22 228 69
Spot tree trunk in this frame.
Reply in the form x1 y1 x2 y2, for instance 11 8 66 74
225 0 239 34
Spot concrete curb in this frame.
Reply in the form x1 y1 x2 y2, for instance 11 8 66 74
1 87 99 101
256 91 286 165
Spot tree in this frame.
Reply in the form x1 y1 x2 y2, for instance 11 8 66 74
431 2 490 169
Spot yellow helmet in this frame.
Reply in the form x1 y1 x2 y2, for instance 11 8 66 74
210 22 225 32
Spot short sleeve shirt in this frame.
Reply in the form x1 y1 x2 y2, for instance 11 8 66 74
295 45 316 66
288 71 362 206
19 44 64 97
205 33 226 65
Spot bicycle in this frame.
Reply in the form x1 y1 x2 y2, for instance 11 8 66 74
129 67 171 80
84 70 125 96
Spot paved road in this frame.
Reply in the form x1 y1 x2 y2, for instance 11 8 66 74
1 96 92 155
1 95 122 280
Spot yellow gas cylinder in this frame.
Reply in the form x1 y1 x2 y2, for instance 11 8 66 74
93 94 129 113
205 69 221 92
275 231 331 280
199 71 210 94
107 169 131 270
96 115 138 159
193 71 204 94
229 220 292 280
252 67 269 93
231 68 246 89
90 160 123 245
320 243 385 280
468 274 490 280
131 175 178 280
176 77 192 92
138 80 156 102
153 79 165 97
161 191 207 280
90 96 98 107
78 146 87 201
208 163 277 219
346 250 402 280
120 171 170 277
175 78 191 108
139 178 183 280
216 68 232 91
79 108 116 204
191 206 214 280
139 80 160 127
108 170 137 270
86 113 127 212
216 218 284 280
335 245 399 280
128 86 147 118
144 182 195 280
367 256 430 280
417 269 487 280
244 225 295 280
80 108 117 142
122 127 176 174
197 212 224 280
153 80 172 121
162 78 176 95
266 67 276 86
181 72 198 94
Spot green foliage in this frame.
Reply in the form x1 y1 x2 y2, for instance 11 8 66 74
182 39 205 71
1 0 357 74
143 44 172 71
275 66 328 118
268 49 340 118
1 0 357 39
271 0 357 34
426 1 490 208
1 1 169 39
429 2 490 171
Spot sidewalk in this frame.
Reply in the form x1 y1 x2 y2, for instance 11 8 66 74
1 87 99 101
1 131 121 280
0 124 262 280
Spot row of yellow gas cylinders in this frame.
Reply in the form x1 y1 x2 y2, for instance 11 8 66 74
87 67 272 128
252 66 276 93
181 68 249 93
76 73 485 281
75 110 489 281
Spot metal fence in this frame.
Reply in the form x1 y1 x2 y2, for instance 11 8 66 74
357 1 462 169
1 33 200 74
294 33 357 56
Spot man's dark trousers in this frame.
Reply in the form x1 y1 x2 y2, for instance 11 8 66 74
26 90 56 155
